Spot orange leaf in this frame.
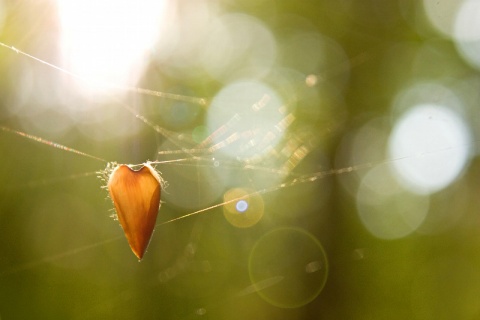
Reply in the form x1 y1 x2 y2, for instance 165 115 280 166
107 163 161 259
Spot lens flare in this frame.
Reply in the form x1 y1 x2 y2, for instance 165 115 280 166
223 188 264 228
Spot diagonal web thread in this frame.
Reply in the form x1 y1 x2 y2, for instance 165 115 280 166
0 126 107 163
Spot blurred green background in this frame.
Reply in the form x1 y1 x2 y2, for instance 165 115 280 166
1 0 480 319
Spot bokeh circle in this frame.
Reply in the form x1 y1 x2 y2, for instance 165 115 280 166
248 227 328 308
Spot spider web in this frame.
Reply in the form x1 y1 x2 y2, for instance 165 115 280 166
0 38 356 316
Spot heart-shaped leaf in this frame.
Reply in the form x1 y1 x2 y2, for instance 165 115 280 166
107 163 162 259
